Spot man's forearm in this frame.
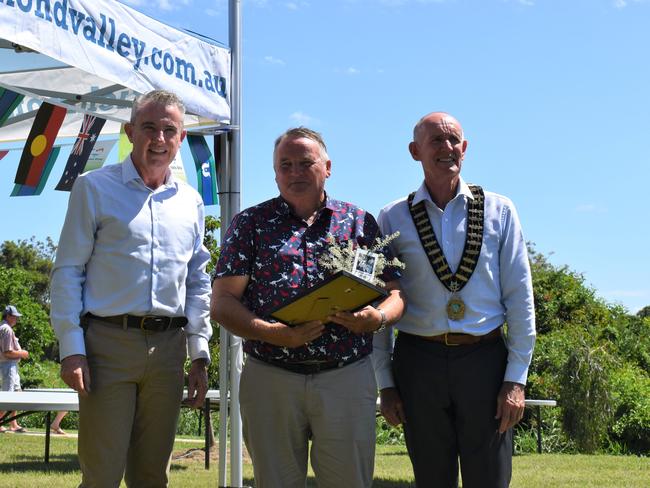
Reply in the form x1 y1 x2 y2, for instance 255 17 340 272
3 350 28 360
212 294 271 341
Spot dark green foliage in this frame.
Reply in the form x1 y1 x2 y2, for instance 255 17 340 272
0 237 55 306
637 305 650 319
0 264 57 363
203 215 221 388
527 244 650 455
559 340 613 453
609 364 650 453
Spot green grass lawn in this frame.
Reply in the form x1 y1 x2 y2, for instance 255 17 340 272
0 431 648 487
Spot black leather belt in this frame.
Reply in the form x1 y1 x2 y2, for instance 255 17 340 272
259 356 363 375
84 313 187 332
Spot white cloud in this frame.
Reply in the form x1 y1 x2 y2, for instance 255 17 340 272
346 67 360 75
264 56 286 66
290 111 319 126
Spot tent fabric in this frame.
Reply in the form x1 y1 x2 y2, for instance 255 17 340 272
0 66 226 142
0 0 230 124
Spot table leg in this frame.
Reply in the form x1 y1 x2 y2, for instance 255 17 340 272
536 405 542 454
204 398 211 470
45 411 51 463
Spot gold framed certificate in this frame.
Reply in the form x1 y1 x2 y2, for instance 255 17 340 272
269 270 387 325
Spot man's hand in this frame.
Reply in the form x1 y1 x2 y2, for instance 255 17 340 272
186 358 209 408
495 381 525 433
328 306 382 334
380 387 406 427
60 354 91 396
265 320 325 348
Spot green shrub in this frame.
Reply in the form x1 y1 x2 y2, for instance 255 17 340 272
559 340 613 453
609 364 650 454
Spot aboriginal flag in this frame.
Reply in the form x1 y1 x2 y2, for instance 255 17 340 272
188 134 218 206
0 87 24 127
14 102 67 186
11 146 61 196
55 114 106 191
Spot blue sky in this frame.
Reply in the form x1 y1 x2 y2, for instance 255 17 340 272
1 0 649 313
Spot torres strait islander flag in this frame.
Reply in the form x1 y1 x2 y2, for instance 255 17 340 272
14 102 67 186
187 134 218 206
11 146 61 196
0 87 24 127
55 114 106 191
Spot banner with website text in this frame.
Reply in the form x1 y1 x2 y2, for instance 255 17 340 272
0 0 231 123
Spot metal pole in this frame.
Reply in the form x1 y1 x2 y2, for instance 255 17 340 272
228 0 243 485
217 321 230 486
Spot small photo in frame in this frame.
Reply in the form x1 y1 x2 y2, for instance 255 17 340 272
352 248 379 283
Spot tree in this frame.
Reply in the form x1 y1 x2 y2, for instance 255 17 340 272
526 244 650 454
637 305 650 319
0 237 55 306
202 216 221 389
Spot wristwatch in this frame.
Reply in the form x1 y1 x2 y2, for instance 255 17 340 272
374 307 387 333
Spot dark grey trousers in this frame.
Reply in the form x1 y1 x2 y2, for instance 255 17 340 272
393 332 512 488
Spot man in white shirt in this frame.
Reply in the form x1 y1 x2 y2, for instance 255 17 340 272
50 90 212 487
373 112 535 488
0 305 29 433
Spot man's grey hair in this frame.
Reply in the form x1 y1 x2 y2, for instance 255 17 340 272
273 127 329 162
130 90 186 124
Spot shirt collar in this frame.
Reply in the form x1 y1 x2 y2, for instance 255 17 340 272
274 192 337 214
412 177 473 206
121 154 176 191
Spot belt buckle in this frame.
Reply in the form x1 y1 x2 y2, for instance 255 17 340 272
140 316 169 331
444 333 460 346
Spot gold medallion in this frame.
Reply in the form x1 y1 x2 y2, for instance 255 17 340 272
446 296 466 320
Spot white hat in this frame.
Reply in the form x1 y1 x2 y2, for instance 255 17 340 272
4 305 22 317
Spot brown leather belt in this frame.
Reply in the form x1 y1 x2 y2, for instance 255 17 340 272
403 326 502 346
84 313 187 332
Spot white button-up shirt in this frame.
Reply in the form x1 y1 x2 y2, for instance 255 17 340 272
373 178 535 389
50 156 212 362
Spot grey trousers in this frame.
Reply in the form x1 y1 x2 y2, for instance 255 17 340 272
240 356 377 488
78 319 186 488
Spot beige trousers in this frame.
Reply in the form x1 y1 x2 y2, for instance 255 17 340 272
78 319 186 488
240 356 377 488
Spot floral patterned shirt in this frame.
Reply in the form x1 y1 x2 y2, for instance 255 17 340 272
215 195 400 363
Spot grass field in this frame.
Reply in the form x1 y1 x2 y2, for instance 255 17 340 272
0 430 648 487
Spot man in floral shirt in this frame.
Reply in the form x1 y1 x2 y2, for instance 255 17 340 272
212 127 404 488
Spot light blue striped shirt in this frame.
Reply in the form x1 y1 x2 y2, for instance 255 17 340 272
373 178 535 388
50 156 212 362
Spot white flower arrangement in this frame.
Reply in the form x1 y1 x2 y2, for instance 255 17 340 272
318 231 405 287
